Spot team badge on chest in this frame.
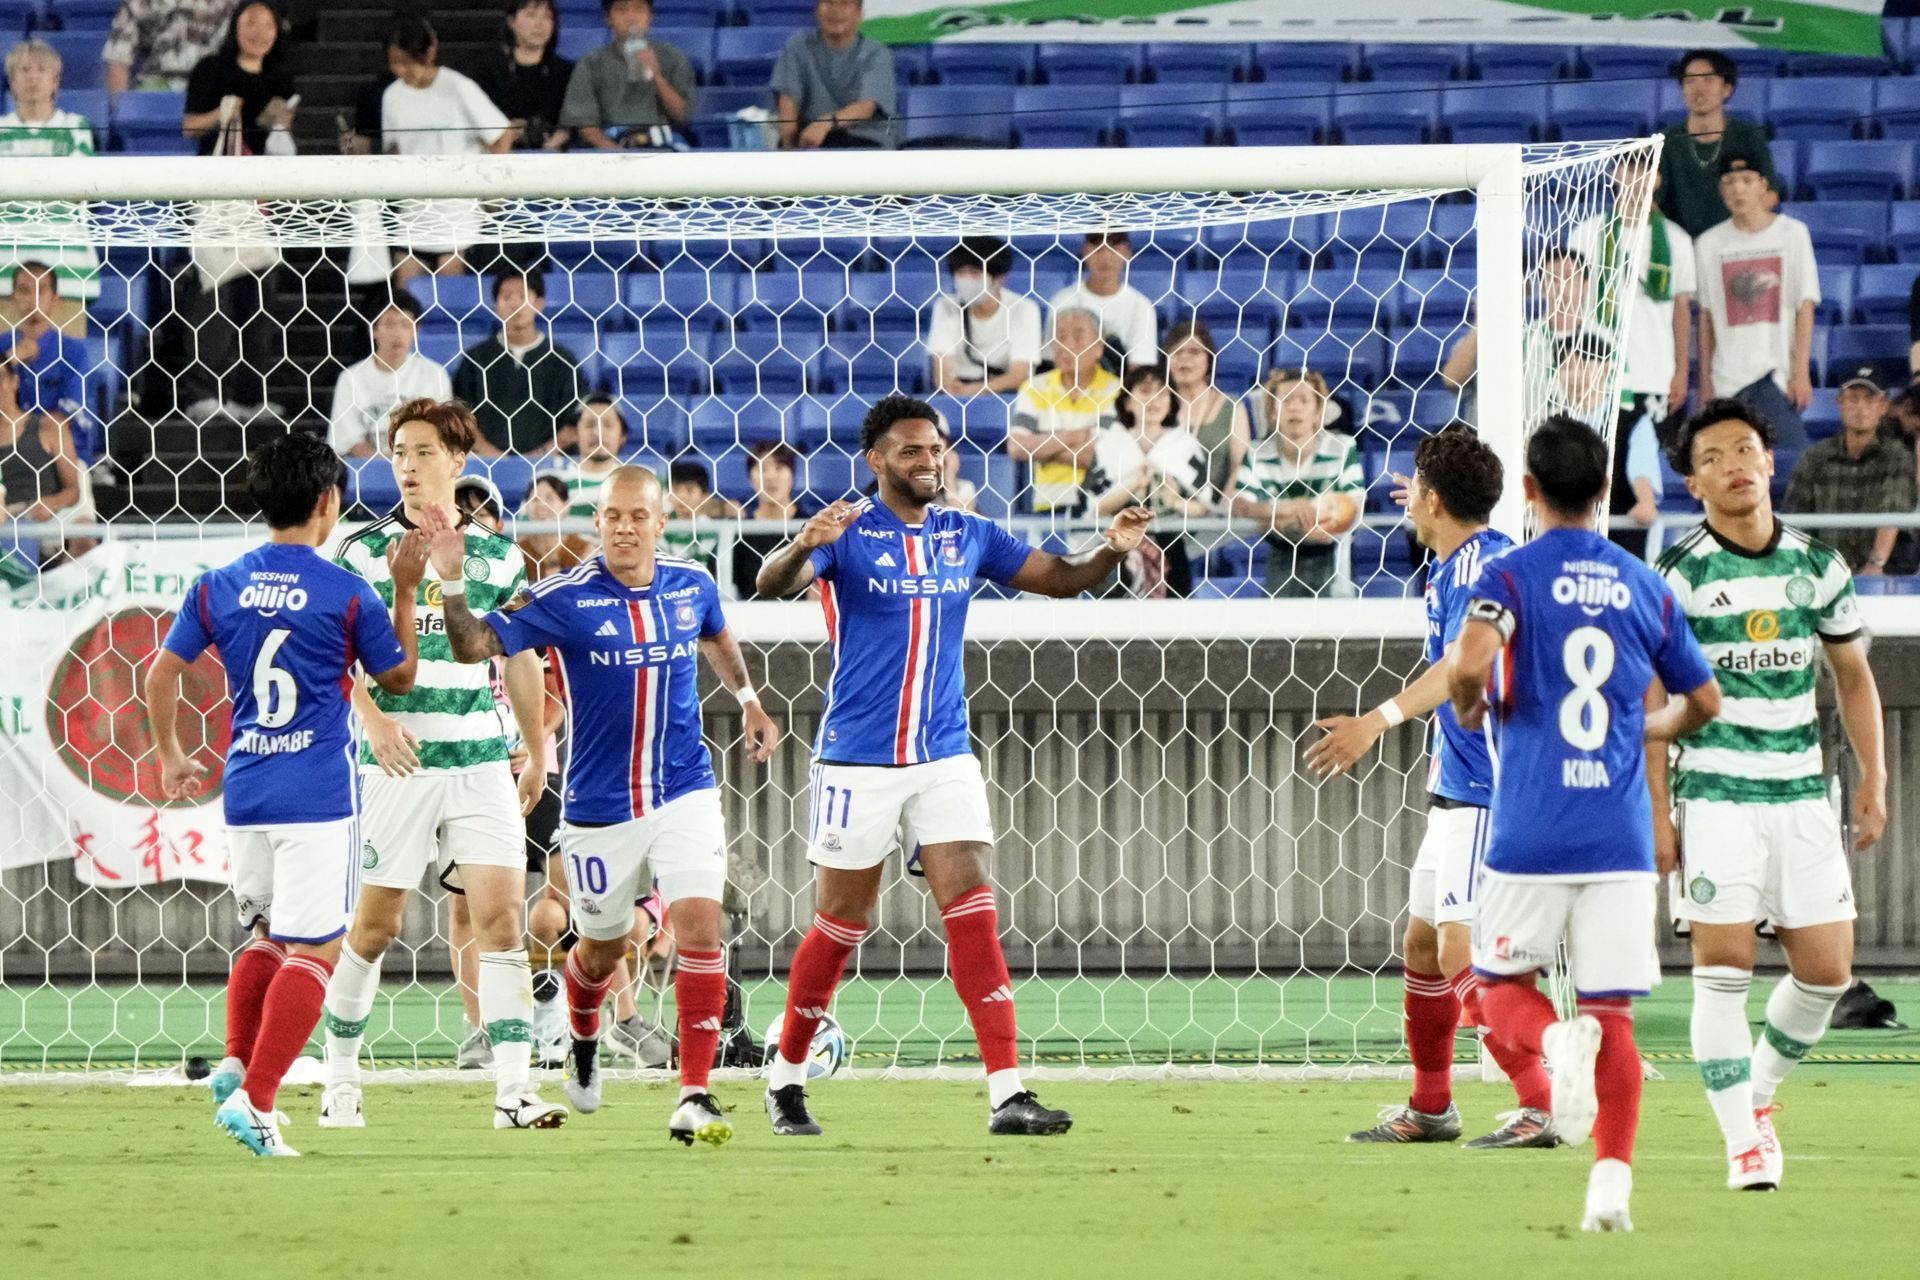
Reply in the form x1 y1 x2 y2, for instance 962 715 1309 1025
675 601 698 631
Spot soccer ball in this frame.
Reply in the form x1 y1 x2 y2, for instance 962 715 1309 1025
762 1012 848 1079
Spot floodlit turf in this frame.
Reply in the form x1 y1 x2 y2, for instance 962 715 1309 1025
5 1072 1917 1279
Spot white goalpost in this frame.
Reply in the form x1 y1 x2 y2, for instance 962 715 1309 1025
0 140 1654 1083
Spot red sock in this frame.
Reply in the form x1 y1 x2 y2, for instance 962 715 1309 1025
780 912 867 1064
1478 976 1557 1059
675 949 727 1092
1584 997 1642 1164
565 948 613 1041
224 938 286 1062
940 887 1019 1075
243 954 331 1112
1405 969 1459 1114
1455 970 1551 1112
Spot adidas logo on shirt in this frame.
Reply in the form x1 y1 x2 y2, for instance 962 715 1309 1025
595 620 619 638
1709 590 1733 609
874 552 897 568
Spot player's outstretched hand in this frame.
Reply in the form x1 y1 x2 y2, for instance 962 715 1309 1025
365 712 421 778
416 502 467 582
388 528 430 597
1389 473 1412 509
741 700 780 763
1103 504 1154 553
1853 786 1887 851
157 750 208 801
796 500 859 550
1304 713 1381 779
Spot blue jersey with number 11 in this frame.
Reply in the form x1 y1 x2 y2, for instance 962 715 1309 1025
1467 527 1712 879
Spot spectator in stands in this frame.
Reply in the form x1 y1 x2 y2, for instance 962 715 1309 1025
927 237 1041 397
516 472 595 580
384 17 514 283
733 441 811 599
471 0 573 152
104 0 232 95
0 41 99 329
1440 251 1593 427
1081 363 1213 597
1163 319 1252 504
1657 49 1776 239
1007 308 1119 512
452 268 582 457
773 0 897 150
183 3 295 158
1231 368 1364 599
327 293 454 458
1908 274 1918 383
543 395 629 514
1050 232 1159 372
1549 329 1620 432
1694 155 1818 448
0 357 82 558
0 263 83 434
1783 371 1915 575
1620 411 1666 559
664 459 733 572
561 0 696 151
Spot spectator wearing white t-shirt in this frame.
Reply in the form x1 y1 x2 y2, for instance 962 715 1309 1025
1048 231 1159 372
1693 155 1819 447
382 16 511 283
327 292 454 457
926 237 1042 397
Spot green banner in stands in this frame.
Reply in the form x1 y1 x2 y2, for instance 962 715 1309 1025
863 0 1890 58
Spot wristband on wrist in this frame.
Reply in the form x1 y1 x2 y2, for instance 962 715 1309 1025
438 576 466 598
733 683 760 706
1374 699 1405 729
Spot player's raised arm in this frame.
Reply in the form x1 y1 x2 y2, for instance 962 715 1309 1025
699 626 781 763
369 529 428 695
1008 505 1154 598
756 499 858 598
419 503 507 661
1306 655 1454 779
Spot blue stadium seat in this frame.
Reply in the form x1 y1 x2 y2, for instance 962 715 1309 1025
56 87 109 137
1770 139 1804 200
1384 328 1452 391
690 395 832 450
713 27 792 85
1851 573 1898 596
1439 82 1545 143
1399 269 1472 331
1472 43 1573 81
733 0 815 25
1577 45 1676 83
736 267 849 320
1789 51 1894 78
899 85 1012 147
1802 139 1914 201
1117 84 1224 148
925 392 1011 451
1145 41 1250 84
927 43 1030 87
550 269 626 324
1332 88 1437 145
1011 85 1114 148
1412 386 1469 431
1767 76 1875 141
1889 203 1920 264
652 27 717 82
823 338 926 396
1269 331 1387 389
40 34 104 89
1887 17 1920 65
601 332 711 397
1824 326 1910 385
1797 200 1889 262
1723 47 1787 83
1362 43 1469 83
465 455 535 509
1224 83 1328 146
1548 81 1651 140
1804 386 1841 439
554 25 604 64
349 457 402 512
1854 264 1914 324
648 0 733 24
612 399 689 455
407 274 489 322
1036 42 1140 86
108 88 183 148
1285 262 1394 331
1250 41 1356 86
1815 263 1856 324
1874 76 1920 137
799 447 865 507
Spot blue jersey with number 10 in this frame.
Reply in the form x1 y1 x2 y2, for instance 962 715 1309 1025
161 542 407 828
1467 527 1713 879
1424 527 1514 804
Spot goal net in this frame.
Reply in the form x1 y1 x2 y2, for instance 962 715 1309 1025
0 141 1655 1079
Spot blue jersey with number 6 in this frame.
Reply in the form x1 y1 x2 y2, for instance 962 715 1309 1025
1467 527 1712 879
161 542 407 828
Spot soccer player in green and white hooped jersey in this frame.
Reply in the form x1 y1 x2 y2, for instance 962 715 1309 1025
1651 398 1888 1193
319 396 568 1132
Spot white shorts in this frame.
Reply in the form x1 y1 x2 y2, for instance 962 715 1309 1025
229 817 359 945
1673 798 1856 930
806 755 995 872
557 789 728 941
358 763 525 893
1408 803 1490 926
1472 870 1659 999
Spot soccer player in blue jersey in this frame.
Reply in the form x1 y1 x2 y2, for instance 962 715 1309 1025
430 465 780 1146
1305 428 1557 1148
753 394 1154 1138
1449 414 1722 1232
145 433 427 1157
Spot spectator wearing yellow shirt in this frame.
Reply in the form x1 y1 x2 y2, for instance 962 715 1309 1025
1006 308 1119 512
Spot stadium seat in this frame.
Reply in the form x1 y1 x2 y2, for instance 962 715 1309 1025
39 33 105 89
650 27 717 82
110 89 185 151
733 0 815 25
1576 45 1676 83
1269 331 1387 391
648 0 731 24
1723 46 1787 83
1224 83 1328 146
1250 41 1356 86
1362 43 1469 83
712 27 791 85
1286 262 1394 331
823 338 926 396
690 395 832 449
1399 269 1472 331
465 455 534 509
407 274 489 322
1824 326 1910 385
1332 88 1437 146
735 267 849 321
1874 76 1920 137
1798 201 1889 262
612 399 689 455
927 43 1030 88
1036 42 1140 86
1770 139 1805 200
602 331 711 396
1804 387 1842 439
1887 17 1920 65
1145 41 1250 84
1548 81 1652 141
1116 84 1224 148
1889 203 1920 264
1472 43 1574 81
1802 139 1914 201
799 447 865 506
550 270 626 325
1766 76 1876 141
1384 328 1452 391
1439 82 1545 143
1854 264 1915 325
898 86 1014 147
348 457 402 511
925 392 1011 451
1789 51 1893 78
1815 264 1856 324
1851 573 1898 596
1011 85 1114 148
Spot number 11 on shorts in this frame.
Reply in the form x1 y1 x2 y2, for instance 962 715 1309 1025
821 784 852 830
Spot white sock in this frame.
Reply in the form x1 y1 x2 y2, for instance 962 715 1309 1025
768 1054 811 1092
1751 976 1846 1107
322 943 382 1087
216 1055 244 1078
1690 966 1759 1152
987 1067 1024 1109
480 949 535 1102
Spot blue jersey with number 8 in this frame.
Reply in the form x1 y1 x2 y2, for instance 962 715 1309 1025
161 542 407 828
1467 527 1713 879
